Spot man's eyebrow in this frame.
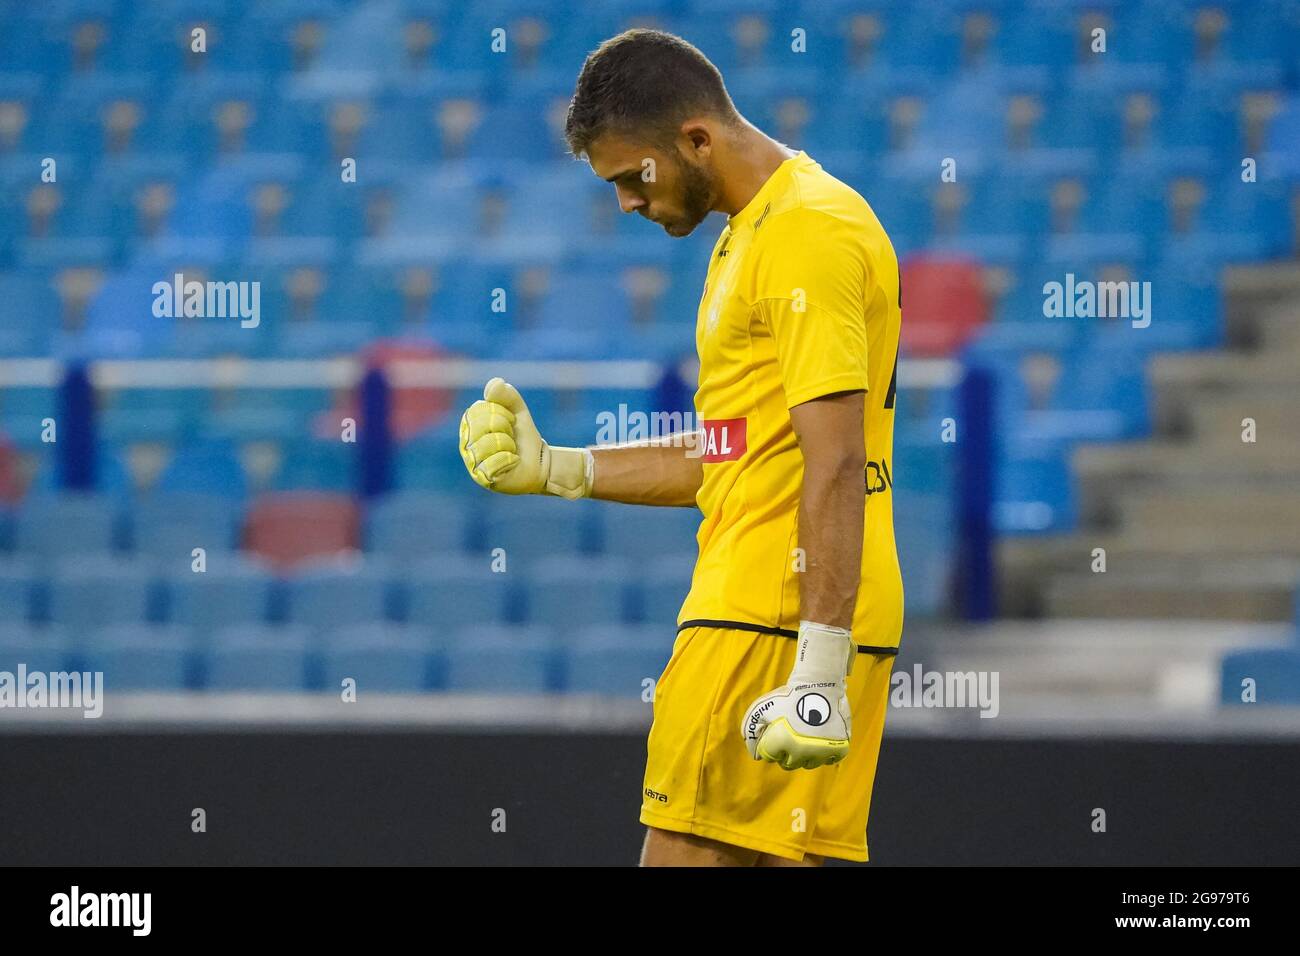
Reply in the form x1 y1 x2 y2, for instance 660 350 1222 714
602 168 640 183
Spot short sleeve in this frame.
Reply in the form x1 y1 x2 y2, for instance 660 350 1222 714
750 209 869 409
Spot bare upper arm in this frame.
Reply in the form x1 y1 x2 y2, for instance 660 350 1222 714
789 390 866 471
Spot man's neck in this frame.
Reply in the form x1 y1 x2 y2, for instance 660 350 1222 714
715 125 799 217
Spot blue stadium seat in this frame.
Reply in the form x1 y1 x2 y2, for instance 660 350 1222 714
157 441 248 498
1161 231 1274 270
638 554 694 627
1265 96 1300 178
522 555 634 627
394 421 476 491
1109 1 1187 66
0 395 29 451
1042 233 1145 272
98 406 193 445
109 385 210 420
162 318 275 361
165 556 275 636
994 442 1076 534
0 623 71 674
987 11 1073 69
467 97 569 162
207 403 308 444
480 495 594 564
273 437 355 492
402 550 514 627
273 319 374 359
565 623 672 697
894 488 955 616
502 165 601 241
596 504 700 562
542 408 613 450
82 624 196 690
204 623 313 691
319 622 436 691
16 494 119 562
48 556 155 631
501 324 623 361
27 449 134 497
388 167 492 239
0 556 39 624
365 491 469 557
1200 176 1292 259
330 263 427 329
1046 347 1150 438
444 624 557 692
283 557 394 630
130 492 240 563
893 436 951 498
0 275 59 355
1079 170 1175 241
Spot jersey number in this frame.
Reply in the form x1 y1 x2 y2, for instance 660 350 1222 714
884 345 898 409
884 265 901 409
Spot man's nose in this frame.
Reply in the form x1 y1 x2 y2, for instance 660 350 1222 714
615 184 645 214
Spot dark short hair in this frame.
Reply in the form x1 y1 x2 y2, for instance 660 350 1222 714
564 28 739 157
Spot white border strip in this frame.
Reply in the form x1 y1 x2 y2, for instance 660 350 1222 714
0 358 961 391
2 692 1297 739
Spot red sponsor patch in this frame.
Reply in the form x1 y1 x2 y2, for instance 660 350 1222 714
700 418 747 462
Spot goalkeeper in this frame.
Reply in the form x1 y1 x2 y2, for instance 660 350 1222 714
458 29 904 868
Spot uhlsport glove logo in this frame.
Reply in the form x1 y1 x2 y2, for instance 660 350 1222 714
742 622 856 771
745 697 777 740
796 692 831 726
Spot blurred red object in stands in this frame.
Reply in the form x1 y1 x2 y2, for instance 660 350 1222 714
243 492 359 569
314 339 455 442
0 439 26 504
900 256 989 356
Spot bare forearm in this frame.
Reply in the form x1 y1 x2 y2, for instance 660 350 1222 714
590 433 703 506
798 459 865 629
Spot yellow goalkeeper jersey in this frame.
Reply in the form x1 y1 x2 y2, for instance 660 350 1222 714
677 150 904 651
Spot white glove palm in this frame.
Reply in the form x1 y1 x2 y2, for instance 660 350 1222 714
742 622 856 771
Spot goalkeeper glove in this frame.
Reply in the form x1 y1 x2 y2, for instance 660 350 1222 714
458 377 594 499
742 621 856 771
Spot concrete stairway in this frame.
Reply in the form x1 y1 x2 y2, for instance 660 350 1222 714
900 619 1297 718
1000 263 1300 621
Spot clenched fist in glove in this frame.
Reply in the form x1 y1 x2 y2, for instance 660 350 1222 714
458 377 594 499
742 621 856 771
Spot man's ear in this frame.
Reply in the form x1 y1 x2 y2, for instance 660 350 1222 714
680 120 712 160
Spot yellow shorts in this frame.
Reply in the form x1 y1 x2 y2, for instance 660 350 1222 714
640 623 897 863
